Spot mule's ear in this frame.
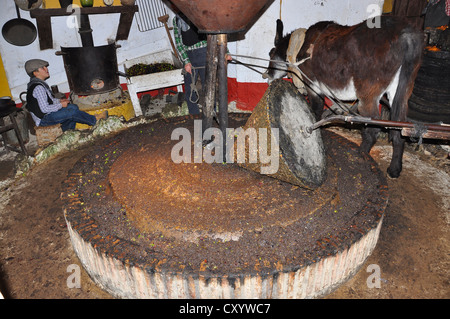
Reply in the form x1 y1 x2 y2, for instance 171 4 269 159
275 19 284 45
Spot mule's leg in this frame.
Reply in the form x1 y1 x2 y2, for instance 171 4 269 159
387 130 405 178
385 30 423 178
306 88 324 120
360 127 381 154
359 97 405 179
358 97 381 155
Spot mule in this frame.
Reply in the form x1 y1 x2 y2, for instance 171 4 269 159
263 16 424 178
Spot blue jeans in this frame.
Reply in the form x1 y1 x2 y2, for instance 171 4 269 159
39 104 97 132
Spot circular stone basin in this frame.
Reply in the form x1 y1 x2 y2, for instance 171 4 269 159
62 114 388 299
109 137 337 243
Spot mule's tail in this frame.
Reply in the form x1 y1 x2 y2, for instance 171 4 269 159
390 28 424 122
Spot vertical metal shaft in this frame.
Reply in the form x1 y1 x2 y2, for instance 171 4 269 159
217 34 228 161
202 34 218 134
79 14 94 47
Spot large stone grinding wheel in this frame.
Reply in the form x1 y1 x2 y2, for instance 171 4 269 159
241 79 327 189
62 110 389 299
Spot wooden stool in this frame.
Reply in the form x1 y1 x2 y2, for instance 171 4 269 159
0 105 28 156
35 124 63 147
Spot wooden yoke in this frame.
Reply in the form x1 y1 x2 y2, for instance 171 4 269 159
286 28 307 94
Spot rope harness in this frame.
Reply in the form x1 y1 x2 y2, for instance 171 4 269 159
229 53 358 117
227 53 450 142
192 52 448 142
183 65 205 104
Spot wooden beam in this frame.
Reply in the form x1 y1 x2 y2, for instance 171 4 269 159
30 6 138 49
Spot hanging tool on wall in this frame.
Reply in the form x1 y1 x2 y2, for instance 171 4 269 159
279 0 283 20
158 14 180 61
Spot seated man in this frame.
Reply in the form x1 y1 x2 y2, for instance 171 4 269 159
25 59 107 132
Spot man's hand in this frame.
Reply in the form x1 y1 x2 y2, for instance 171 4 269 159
184 63 193 74
184 55 231 75
60 98 70 108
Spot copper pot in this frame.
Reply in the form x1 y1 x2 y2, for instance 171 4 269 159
169 0 274 33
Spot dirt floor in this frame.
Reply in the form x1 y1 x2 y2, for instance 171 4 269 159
0 120 449 300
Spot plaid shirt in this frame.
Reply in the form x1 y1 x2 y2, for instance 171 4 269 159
433 0 450 16
30 83 62 126
173 16 207 65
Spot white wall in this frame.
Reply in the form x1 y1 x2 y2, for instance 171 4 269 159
0 0 383 102
0 1 168 101
231 0 384 84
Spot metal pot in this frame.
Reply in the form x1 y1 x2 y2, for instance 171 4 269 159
56 44 121 95
2 3 37 46
0 96 13 105
0 96 15 111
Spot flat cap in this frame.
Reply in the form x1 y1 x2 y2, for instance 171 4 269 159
25 59 49 76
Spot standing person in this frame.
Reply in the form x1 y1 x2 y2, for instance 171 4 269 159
172 12 208 115
24 59 107 132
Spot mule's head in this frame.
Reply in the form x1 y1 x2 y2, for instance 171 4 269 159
262 19 290 82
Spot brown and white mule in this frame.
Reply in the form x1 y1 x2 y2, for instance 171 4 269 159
263 16 424 178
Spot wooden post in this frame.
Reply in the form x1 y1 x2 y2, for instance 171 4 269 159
202 34 218 134
217 34 228 161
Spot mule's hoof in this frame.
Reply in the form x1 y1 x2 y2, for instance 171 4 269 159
387 167 401 179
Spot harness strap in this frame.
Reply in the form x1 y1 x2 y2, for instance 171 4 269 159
287 28 307 94
185 65 205 104
230 53 358 117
